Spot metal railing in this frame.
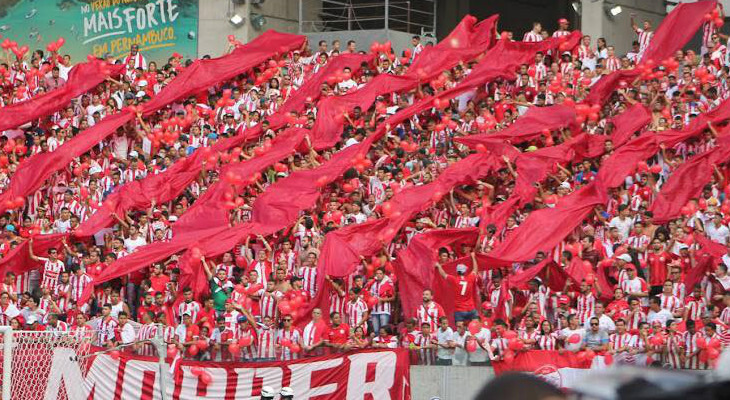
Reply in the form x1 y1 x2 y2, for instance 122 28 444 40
299 0 436 36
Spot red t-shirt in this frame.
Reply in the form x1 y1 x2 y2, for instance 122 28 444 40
447 273 477 312
327 323 350 344
150 274 170 293
646 251 670 286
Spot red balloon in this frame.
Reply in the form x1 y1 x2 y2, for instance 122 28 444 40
188 344 199 356
503 330 518 340
507 339 524 351
468 320 482 335
289 343 301 353
200 371 212 385
465 339 477 353
196 339 209 350
167 345 178 359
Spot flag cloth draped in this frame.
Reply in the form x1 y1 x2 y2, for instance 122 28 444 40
0 0 723 334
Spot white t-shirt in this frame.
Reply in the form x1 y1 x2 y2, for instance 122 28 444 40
583 314 616 333
560 327 586 352
436 327 454 360
647 308 673 326
706 222 730 244
609 216 634 240
124 236 147 253
451 330 468 366
467 328 491 363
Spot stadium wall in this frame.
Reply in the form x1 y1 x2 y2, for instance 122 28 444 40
410 366 496 400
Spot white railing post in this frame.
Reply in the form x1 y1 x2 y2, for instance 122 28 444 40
0 327 12 400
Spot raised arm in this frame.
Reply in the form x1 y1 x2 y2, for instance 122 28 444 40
434 262 448 279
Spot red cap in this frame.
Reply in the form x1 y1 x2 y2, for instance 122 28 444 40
558 18 569 24
558 295 570 304
481 301 493 310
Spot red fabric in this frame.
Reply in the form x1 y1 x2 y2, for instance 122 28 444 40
79 15 506 302
586 0 717 105
455 104 577 148
0 233 66 278
0 62 123 132
488 183 608 262
74 53 371 237
609 104 652 147
0 30 306 215
650 134 730 223
393 228 479 323
640 1 717 63
492 350 592 374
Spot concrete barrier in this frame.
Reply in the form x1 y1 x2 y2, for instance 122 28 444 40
410 366 495 400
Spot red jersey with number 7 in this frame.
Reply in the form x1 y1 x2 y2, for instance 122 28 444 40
448 273 477 311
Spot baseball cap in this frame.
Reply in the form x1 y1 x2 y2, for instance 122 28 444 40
456 264 468 274
280 387 294 396
616 253 632 262
136 90 146 98
129 150 139 158
558 18 569 24
559 181 571 190
237 315 248 323
481 301 493 310
4 224 16 233
558 295 570 304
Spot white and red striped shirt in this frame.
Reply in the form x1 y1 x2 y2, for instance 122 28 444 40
257 327 277 359
626 309 646 332
39 258 64 290
609 332 635 351
658 294 682 314
576 293 595 324
605 56 621 72
635 29 653 55
297 266 317 297
416 301 445 333
537 333 558 350
346 298 369 330
523 31 543 42
70 273 92 302
329 290 346 317
369 276 393 315
665 332 684 369
259 290 282 320
684 296 706 322
177 300 201 323
276 327 301 361
96 316 118 346
136 323 158 357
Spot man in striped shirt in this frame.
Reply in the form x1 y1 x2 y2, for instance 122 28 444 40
523 22 543 43
630 14 654 60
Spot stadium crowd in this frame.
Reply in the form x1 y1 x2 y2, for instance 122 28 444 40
0 3 727 373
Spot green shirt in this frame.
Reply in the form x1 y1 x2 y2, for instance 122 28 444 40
210 278 230 311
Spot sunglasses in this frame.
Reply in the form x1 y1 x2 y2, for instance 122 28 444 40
283 318 292 321
590 323 599 326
